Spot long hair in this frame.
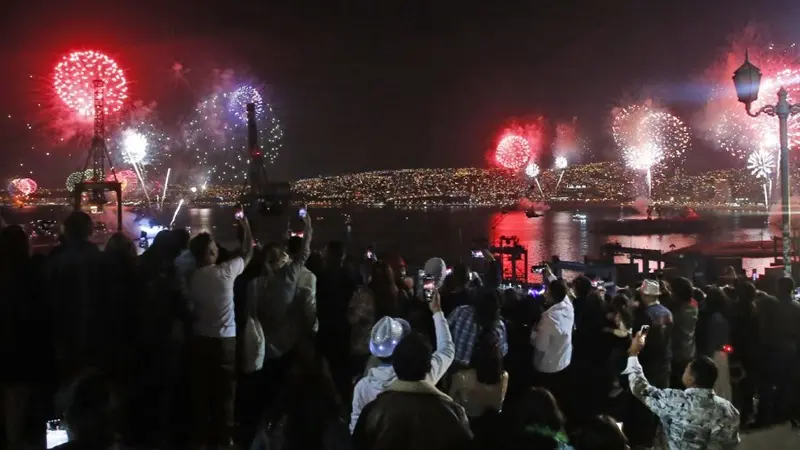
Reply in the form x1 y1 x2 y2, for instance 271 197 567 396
370 260 400 319
472 330 503 385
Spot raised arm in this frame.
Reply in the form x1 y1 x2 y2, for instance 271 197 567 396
624 332 681 417
238 217 254 267
428 290 455 383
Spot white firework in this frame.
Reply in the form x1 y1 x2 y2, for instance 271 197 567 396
525 162 540 178
121 129 148 165
747 149 775 179
554 156 568 170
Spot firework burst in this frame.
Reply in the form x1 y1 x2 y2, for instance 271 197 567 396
8 178 38 196
53 50 128 118
66 169 102 192
229 85 264 123
704 40 800 161
495 135 531 170
185 89 283 184
613 104 690 196
747 148 775 179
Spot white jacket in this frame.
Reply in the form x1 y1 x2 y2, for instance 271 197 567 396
349 310 455 432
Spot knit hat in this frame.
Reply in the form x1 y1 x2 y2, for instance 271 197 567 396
369 316 411 358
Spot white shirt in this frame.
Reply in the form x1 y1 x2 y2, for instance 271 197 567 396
531 296 574 373
188 257 245 338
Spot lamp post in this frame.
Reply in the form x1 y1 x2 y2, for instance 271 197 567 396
733 52 800 277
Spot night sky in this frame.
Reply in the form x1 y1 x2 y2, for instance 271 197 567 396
2 0 800 184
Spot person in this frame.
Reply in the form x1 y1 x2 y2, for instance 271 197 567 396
440 264 476 316
350 289 455 432
448 330 509 418
172 228 194 278
53 370 121 450
668 277 698 389
347 260 402 375
623 331 740 450
316 240 359 405
353 332 472 450
251 333 351 450
500 387 572 450
47 211 105 385
572 415 629 450
754 276 800 426
0 225 52 450
186 215 254 448
625 279 673 448
448 289 509 369
254 212 313 363
697 287 732 401
531 278 574 400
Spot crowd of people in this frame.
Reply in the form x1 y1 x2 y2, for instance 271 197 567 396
0 209 799 450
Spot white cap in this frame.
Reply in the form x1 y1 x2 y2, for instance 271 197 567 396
369 316 411 358
639 279 661 297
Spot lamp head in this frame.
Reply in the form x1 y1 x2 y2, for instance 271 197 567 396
732 51 762 107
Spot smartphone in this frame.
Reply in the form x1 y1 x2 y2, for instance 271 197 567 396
751 269 757 281
290 232 304 238
423 276 435 301
298 207 307 218
445 267 453 276
471 250 484 258
365 250 374 260
639 325 650 335
46 420 68 449
234 209 244 220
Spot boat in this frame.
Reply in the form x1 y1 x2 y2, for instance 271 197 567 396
589 217 713 235
525 210 543 218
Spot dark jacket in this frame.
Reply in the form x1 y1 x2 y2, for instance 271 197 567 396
353 380 472 450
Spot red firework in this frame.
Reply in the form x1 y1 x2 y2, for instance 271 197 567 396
8 178 38 196
107 170 138 194
495 134 531 169
54 50 128 117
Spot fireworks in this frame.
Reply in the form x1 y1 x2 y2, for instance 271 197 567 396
525 162 540 178
107 170 138 194
185 90 283 183
66 169 102 192
554 156 568 170
495 135 531 170
706 42 800 160
747 148 775 179
53 50 128 117
120 129 148 165
229 85 264 123
8 178 38 196
613 104 690 195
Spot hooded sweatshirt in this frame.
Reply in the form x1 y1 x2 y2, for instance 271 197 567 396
349 310 455 432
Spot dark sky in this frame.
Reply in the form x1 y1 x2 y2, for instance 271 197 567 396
2 0 800 184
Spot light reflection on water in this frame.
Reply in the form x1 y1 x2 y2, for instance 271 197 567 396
8 205 779 276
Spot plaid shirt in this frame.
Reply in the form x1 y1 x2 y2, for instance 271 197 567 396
624 356 740 450
447 305 508 365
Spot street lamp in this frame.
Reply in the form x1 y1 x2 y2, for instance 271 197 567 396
733 51 800 277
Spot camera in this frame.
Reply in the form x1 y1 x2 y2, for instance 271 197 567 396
531 265 547 274
423 275 435 301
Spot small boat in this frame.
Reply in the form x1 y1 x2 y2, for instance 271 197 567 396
525 210 543 218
